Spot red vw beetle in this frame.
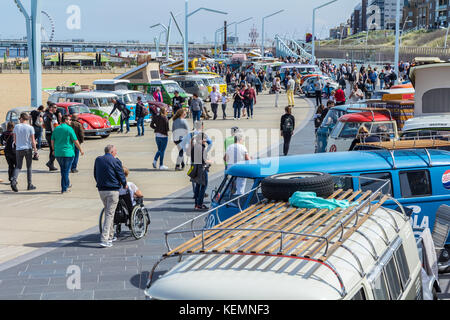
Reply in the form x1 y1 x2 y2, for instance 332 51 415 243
56 102 112 138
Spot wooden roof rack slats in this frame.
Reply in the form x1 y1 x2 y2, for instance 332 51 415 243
260 190 354 255
242 189 346 254
282 190 364 256
301 190 373 258
320 195 389 262
210 204 294 253
224 207 301 253
165 203 266 256
181 202 286 252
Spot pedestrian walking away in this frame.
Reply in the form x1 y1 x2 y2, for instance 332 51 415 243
224 126 241 170
280 106 295 156
109 98 130 134
210 86 221 120
314 76 323 107
0 122 17 183
172 109 190 171
30 105 44 152
52 115 84 194
94 145 128 248
11 112 38 192
189 132 213 211
286 76 296 107
151 107 170 170
69 113 85 173
189 93 203 124
43 103 59 171
274 77 281 108
135 96 148 137
224 132 251 195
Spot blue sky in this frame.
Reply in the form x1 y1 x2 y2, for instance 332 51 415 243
0 0 360 43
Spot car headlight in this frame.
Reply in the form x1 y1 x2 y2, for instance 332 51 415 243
83 123 88 129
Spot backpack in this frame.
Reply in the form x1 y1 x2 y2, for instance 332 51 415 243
282 116 294 134
347 73 354 82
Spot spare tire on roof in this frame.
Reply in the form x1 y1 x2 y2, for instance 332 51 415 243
261 172 335 201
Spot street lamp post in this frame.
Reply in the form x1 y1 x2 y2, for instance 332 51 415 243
150 23 168 58
235 17 253 50
399 19 412 47
15 0 42 108
394 0 401 84
261 10 284 58
184 0 227 71
440 26 450 49
312 0 338 64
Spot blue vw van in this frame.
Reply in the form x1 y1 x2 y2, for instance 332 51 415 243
315 103 368 153
209 149 450 248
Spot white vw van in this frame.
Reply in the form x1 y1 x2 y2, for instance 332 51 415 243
145 173 439 300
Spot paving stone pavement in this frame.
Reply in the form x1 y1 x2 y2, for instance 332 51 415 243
1 97 448 300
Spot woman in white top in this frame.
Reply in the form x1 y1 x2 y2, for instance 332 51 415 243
172 109 190 171
224 132 251 195
119 167 143 206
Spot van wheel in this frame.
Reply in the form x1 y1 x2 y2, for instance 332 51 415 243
101 134 110 139
261 172 335 201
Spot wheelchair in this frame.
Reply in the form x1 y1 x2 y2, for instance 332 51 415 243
98 191 151 240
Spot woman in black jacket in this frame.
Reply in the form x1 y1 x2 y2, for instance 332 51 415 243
150 108 170 170
0 122 16 182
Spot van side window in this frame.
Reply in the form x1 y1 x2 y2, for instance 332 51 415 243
350 288 367 300
359 172 392 194
394 244 410 288
384 257 402 300
399 170 432 198
334 175 353 190
371 271 390 300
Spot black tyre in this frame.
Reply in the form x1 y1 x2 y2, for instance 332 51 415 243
261 172 335 201
130 207 149 239
100 134 110 139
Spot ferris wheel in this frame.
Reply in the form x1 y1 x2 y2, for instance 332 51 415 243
41 10 55 42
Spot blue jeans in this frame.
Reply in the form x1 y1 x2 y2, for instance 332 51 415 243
120 117 130 132
137 117 145 136
34 126 42 150
56 157 74 192
154 136 168 166
192 110 201 124
194 169 208 207
71 147 80 171
233 101 242 119
245 101 254 117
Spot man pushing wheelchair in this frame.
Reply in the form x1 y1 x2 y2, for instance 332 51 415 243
95 145 150 248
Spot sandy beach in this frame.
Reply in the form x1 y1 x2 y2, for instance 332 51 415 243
0 73 121 121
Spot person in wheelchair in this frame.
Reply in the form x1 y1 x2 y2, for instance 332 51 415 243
99 166 149 240
119 167 144 207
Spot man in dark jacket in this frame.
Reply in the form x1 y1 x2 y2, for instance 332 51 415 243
94 145 127 248
69 113 85 173
280 106 295 156
135 96 146 137
43 103 58 171
109 98 130 134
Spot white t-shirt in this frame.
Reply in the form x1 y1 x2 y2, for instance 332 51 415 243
210 91 221 104
287 79 296 91
119 182 139 206
226 143 248 165
13 123 35 151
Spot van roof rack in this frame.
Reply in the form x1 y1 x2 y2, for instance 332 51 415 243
147 177 408 297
